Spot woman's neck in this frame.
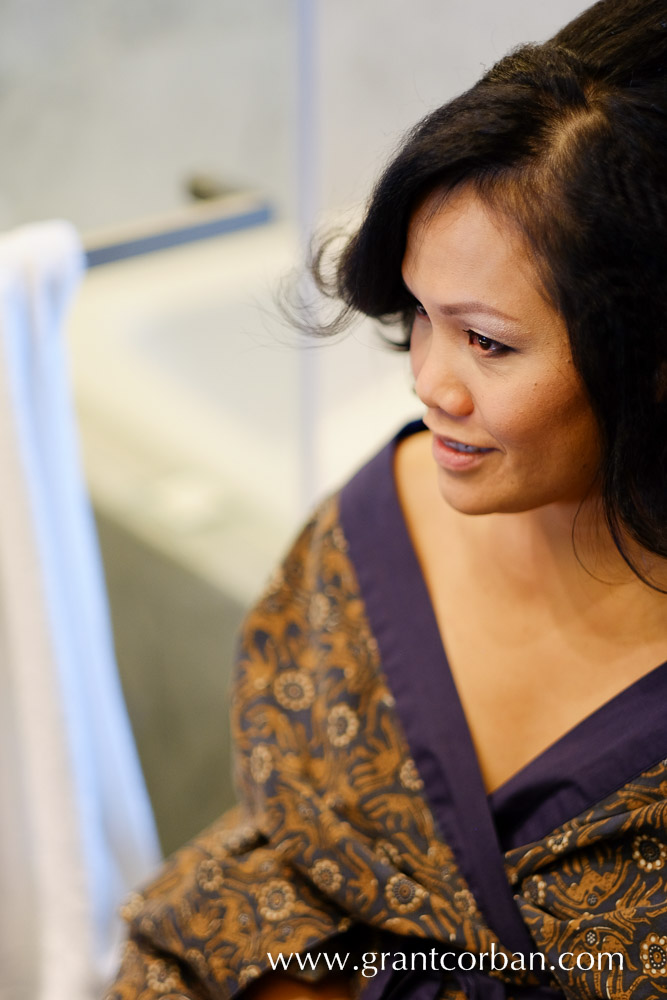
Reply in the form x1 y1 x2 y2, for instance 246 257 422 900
456 495 667 637
396 429 667 626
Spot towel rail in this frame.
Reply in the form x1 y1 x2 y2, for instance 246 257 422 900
83 191 273 268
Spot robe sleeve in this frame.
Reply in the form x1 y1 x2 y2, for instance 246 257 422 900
103 499 367 1000
508 766 667 1000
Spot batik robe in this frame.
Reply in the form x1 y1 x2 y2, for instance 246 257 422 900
105 420 667 1000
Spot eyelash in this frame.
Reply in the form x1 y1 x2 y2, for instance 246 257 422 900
465 330 510 356
413 302 511 357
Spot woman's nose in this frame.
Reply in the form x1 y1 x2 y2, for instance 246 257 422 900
412 335 474 418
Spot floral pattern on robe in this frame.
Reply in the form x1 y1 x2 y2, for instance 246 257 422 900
105 470 667 1000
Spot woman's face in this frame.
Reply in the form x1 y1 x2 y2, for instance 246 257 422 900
403 188 601 516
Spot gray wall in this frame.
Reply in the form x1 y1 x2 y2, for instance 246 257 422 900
1 0 591 233
0 0 296 231
317 0 590 212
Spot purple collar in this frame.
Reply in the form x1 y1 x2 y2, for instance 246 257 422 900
339 419 667 950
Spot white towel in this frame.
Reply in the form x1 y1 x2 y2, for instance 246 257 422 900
0 222 161 1000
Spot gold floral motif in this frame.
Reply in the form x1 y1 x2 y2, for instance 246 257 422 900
399 757 424 791
196 858 225 892
239 965 262 987
327 703 360 746
632 835 666 872
184 949 208 978
257 879 297 921
546 830 572 854
274 670 315 711
146 959 180 993
310 858 344 893
454 888 479 917
640 933 667 976
250 743 273 783
385 873 427 913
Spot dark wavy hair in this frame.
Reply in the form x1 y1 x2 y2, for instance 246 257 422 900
311 0 667 589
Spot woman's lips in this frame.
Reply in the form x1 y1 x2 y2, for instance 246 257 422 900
432 433 494 470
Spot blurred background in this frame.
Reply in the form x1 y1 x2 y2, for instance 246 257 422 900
0 0 590 856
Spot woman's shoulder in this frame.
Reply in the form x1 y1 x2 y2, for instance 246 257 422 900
393 423 433 501
253 420 430 603
338 418 428 508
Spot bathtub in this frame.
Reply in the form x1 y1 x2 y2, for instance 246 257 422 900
67 213 419 607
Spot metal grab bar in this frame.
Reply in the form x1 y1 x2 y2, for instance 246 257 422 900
83 191 273 268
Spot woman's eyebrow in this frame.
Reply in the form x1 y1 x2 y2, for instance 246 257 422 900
438 300 520 323
400 278 519 323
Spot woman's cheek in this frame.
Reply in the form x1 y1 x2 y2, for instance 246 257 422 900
482 395 533 445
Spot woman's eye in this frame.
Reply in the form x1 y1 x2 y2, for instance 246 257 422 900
414 301 429 318
466 330 509 355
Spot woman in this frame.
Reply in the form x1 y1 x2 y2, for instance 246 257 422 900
106 1 667 998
